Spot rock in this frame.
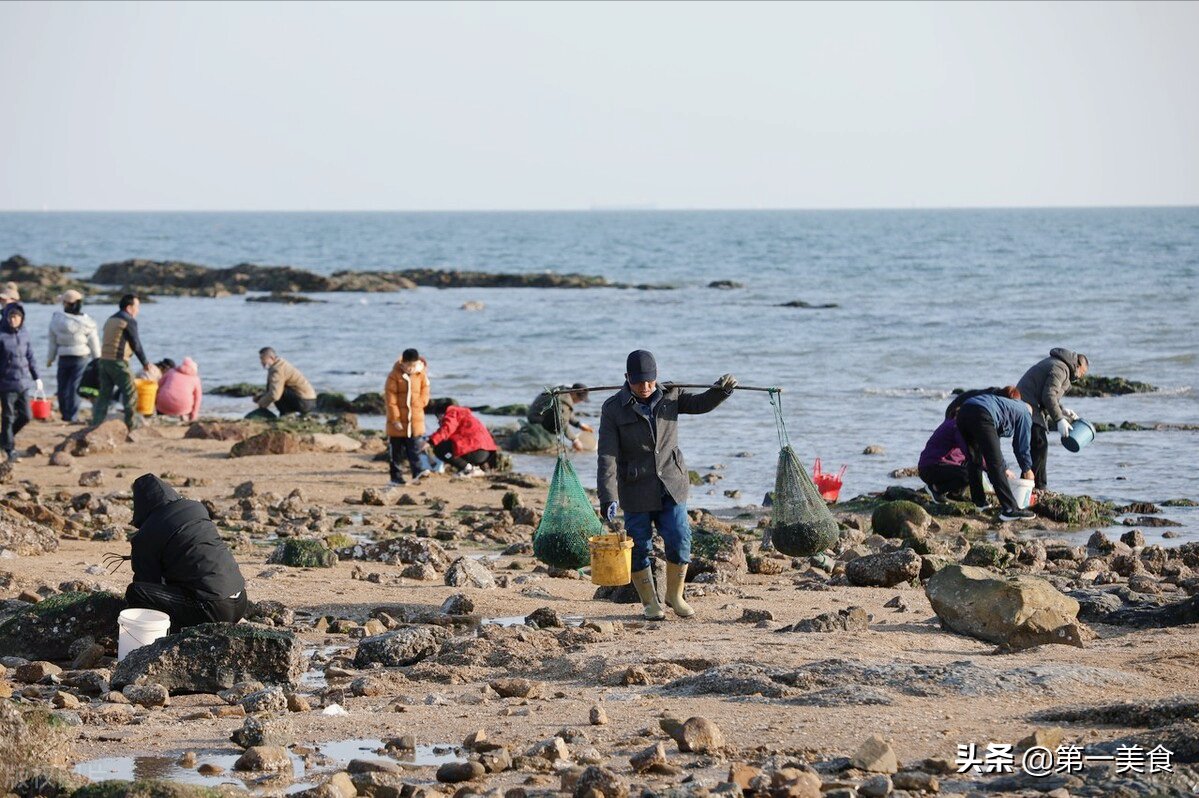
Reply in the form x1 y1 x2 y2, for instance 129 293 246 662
573 766 628 798
440 593 475 615
230 430 308 457
436 761 485 783
185 422 257 442
267 539 337 568
785 606 870 633
445 557 496 588
48 451 73 467
361 488 396 507
771 770 822 798
850 735 898 773
524 607 562 628
294 771 357 798
630 742 667 773
589 704 607 725
353 626 451 668
13 661 62 683
676 717 725 753
846 549 922 588
233 744 294 773
0 700 78 785
858 773 892 797
1105 594 1199 628
529 736 570 761
121 683 170 708
53 420 129 457
231 714 296 749
77 471 104 488
489 678 539 698
0 591 122 661
963 541 1012 568
863 445 886 455
338 536 452 571
240 685 288 714
892 771 938 792
925 565 1088 647
110 623 304 693
308 433 361 453
871 501 931 538
689 527 749 581
0 503 60 557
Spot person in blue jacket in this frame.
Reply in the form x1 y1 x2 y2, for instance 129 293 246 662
955 391 1036 521
0 303 42 463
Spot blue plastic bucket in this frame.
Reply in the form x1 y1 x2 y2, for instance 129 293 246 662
1062 418 1096 452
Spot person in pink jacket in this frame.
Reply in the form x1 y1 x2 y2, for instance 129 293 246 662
155 357 203 421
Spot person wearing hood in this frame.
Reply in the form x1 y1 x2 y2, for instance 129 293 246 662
1015 348 1089 491
95 294 151 430
0 303 42 462
123 474 247 633
384 348 432 486
47 289 101 423
426 398 497 477
250 347 316 418
597 350 737 621
155 357 203 421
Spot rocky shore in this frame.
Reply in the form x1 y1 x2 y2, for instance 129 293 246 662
2 416 1198 798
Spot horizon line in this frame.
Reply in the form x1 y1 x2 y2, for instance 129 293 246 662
2 203 1199 214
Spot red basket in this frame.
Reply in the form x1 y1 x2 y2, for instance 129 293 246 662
812 458 846 502
31 392 52 421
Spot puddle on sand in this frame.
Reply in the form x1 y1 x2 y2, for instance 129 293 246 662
482 615 585 628
73 739 463 790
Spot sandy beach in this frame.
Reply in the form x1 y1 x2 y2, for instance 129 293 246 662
3 416 1198 797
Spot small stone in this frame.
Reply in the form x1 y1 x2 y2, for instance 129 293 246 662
677 716 724 754
79 470 104 487
122 683 170 708
178 752 198 768
738 608 774 623
234 745 295 774
50 451 74 467
892 771 938 792
727 763 760 790
850 735 898 774
286 692 312 712
529 736 570 761
630 742 667 773
525 607 562 628
197 763 225 776
436 761 485 783
863 445 886 455
234 481 256 498
52 691 82 710
572 765 627 798
490 677 538 698
13 661 62 683
858 773 892 798
441 593 475 615
589 704 607 725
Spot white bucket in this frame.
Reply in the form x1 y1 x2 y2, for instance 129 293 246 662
1009 477 1035 509
117 608 172 661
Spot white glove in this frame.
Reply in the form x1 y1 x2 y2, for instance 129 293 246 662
717 373 738 393
1056 418 1072 438
571 437 584 452
34 379 43 393
1063 407 1079 422
604 502 618 523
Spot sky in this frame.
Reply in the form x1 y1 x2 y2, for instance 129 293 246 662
1 0 1196 211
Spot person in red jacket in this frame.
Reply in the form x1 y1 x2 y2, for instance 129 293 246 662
426 399 497 477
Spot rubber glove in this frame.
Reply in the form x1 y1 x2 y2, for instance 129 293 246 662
717 373 738 393
604 502 618 523
34 379 43 393
1063 407 1079 422
1056 418 1072 438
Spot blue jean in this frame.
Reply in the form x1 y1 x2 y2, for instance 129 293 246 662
624 495 691 572
57 355 87 422
0 390 30 455
389 435 430 480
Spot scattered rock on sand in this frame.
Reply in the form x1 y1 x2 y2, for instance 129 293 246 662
444 557 496 588
845 548 922 587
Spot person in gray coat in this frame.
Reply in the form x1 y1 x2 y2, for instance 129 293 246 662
1015 348 1089 491
597 349 736 621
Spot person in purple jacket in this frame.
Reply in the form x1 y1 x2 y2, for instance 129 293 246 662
923 385 1022 502
956 391 1036 521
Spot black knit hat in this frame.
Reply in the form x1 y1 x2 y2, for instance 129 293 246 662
626 350 657 383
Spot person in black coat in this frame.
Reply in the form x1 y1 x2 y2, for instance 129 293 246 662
123 474 247 633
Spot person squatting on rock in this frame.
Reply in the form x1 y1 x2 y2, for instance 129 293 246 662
155 357 203 421
250 347 317 419
1016 347 1088 491
46 288 101 424
385 348 432 486
527 383 593 451
94 294 151 430
597 349 737 620
426 398 498 477
123 474 248 633
955 391 1037 522
0 303 42 462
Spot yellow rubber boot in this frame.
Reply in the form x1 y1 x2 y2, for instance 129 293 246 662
666 562 695 617
631 568 665 621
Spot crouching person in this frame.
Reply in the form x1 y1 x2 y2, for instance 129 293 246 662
124 473 247 633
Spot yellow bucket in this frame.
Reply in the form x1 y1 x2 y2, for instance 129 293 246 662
588 533 633 586
134 379 158 416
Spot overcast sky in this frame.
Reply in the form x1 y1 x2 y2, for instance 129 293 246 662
1 1 1196 211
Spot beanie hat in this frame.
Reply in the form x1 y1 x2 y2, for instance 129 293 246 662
626 350 657 383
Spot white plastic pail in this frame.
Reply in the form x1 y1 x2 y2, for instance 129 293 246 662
1009 477 1035 509
117 608 171 661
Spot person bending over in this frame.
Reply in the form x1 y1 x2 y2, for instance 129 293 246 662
250 347 316 419
427 399 498 477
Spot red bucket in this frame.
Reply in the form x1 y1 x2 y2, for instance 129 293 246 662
31 391 52 420
812 458 846 502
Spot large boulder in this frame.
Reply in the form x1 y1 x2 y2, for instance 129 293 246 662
0 503 60 556
110 623 304 693
0 701 78 790
845 549 923 588
53 419 130 457
925 565 1089 648
230 430 308 457
353 626 452 668
0 591 123 661
871 501 932 538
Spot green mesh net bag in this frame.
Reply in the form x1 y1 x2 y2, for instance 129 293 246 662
765 392 839 557
533 453 602 569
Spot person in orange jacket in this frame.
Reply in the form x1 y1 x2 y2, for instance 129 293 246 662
384 348 432 486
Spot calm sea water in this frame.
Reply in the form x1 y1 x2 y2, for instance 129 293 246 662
3 209 1197 544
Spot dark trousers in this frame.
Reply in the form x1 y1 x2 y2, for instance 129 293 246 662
389 435 430 481
57 355 87 422
957 404 1019 512
94 359 138 429
125 581 249 634
432 440 495 472
918 464 969 497
0 390 30 456
1030 423 1049 490
245 389 316 420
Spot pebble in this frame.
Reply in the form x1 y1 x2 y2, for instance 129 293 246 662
589 704 608 725
436 761 485 783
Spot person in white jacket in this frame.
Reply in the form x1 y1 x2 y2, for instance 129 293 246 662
47 289 101 423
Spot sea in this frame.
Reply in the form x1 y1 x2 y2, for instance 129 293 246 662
2 208 1197 545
